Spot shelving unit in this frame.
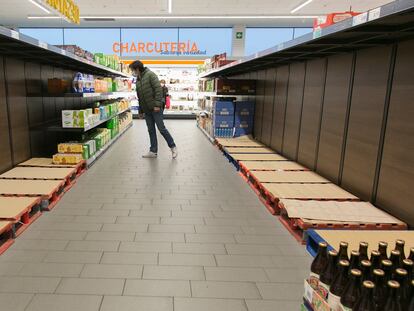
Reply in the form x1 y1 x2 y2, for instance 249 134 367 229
47 107 131 133
0 25 130 78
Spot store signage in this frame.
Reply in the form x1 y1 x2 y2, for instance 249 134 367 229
112 41 207 56
236 32 243 39
42 0 80 24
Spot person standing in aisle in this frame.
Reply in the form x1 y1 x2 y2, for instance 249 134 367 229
160 79 170 111
130 60 177 159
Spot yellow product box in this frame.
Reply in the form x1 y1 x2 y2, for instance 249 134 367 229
52 153 83 165
58 143 84 153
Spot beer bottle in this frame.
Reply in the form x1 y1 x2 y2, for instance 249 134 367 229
353 280 376 311
372 269 387 310
408 280 414 311
390 250 403 270
394 239 406 260
360 260 372 283
309 242 328 287
340 269 362 310
378 241 388 261
349 250 361 271
409 247 414 261
383 280 403 311
402 258 413 278
319 250 338 297
328 260 350 310
381 259 393 283
338 241 349 261
359 241 369 262
395 268 409 309
370 250 381 272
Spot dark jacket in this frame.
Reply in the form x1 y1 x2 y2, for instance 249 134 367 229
136 68 163 113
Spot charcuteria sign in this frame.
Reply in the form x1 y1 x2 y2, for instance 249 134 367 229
42 0 80 24
113 41 207 56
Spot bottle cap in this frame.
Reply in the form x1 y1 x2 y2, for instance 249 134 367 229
328 250 338 256
360 242 368 247
371 250 380 256
363 280 375 289
379 241 388 247
396 268 407 276
351 250 360 256
373 269 385 276
319 242 328 248
391 250 401 256
396 239 405 246
339 260 350 267
388 280 400 288
350 269 362 276
403 259 413 265
382 259 392 267
340 241 349 247
361 260 371 267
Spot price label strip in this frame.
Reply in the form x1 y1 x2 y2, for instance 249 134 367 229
10 30 19 40
368 7 381 21
352 12 368 26
38 41 48 49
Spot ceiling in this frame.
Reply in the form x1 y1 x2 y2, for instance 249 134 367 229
0 0 393 28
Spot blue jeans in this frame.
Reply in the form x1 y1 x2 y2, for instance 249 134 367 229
144 111 176 153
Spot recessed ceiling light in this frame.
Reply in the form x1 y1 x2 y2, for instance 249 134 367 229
291 0 313 14
27 16 62 19
168 0 172 14
78 15 318 19
28 0 50 14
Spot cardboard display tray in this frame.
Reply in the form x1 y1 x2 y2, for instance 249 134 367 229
224 147 275 154
262 183 359 200
216 136 254 143
240 161 307 171
251 171 330 183
0 197 41 220
313 229 414 258
219 141 265 147
280 199 405 225
0 167 76 180
0 220 12 234
0 179 64 197
231 153 287 161
18 158 78 168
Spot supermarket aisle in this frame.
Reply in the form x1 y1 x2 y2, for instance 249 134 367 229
0 120 311 311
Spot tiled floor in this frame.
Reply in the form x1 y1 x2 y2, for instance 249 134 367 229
0 120 311 311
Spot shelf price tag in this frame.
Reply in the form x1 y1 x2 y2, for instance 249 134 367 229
369 7 381 21
61 50 66 56
10 30 19 40
313 28 322 39
352 12 368 26
38 41 48 49
277 43 284 51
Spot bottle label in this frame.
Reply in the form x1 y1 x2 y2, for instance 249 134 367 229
327 293 342 311
309 272 319 289
318 281 330 300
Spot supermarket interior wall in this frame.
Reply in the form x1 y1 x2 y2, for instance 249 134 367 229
0 55 94 173
233 39 414 227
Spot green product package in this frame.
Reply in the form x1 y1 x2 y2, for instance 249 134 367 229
82 145 89 160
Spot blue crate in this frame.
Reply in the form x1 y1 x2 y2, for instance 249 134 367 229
305 229 335 257
213 100 235 116
235 101 255 117
213 115 234 128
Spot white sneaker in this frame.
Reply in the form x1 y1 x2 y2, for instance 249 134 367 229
142 151 157 158
171 147 178 159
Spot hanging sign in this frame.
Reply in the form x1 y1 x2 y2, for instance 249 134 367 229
40 0 80 24
113 41 206 56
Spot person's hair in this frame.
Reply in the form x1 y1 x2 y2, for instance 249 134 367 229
160 79 166 84
129 60 145 72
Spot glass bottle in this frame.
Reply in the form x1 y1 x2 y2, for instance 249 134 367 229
353 280 376 311
370 250 381 272
319 250 338 298
340 269 362 311
403 258 413 278
381 259 393 283
378 241 388 261
360 260 372 283
349 250 361 271
383 280 403 311
328 259 350 310
372 269 387 311
409 247 414 261
408 280 414 311
394 268 409 309
390 250 403 270
394 239 406 260
359 242 369 262
338 242 349 261
309 242 329 288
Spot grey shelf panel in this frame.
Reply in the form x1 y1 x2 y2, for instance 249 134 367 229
200 0 414 78
0 25 130 78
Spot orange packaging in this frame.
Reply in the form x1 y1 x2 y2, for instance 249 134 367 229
313 11 361 29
